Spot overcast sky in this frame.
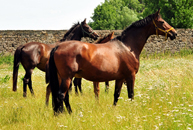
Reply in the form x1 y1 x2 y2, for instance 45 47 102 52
0 0 104 30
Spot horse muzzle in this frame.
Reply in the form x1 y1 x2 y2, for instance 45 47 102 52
169 31 177 40
92 32 99 40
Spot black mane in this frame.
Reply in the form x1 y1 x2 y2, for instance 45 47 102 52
121 14 154 37
60 22 80 42
111 14 155 42
111 36 122 41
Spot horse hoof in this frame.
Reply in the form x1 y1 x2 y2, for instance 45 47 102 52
23 93 27 97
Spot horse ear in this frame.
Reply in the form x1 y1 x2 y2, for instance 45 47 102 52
154 8 161 20
82 18 86 24
111 32 114 38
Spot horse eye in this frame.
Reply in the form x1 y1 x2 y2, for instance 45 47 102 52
84 26 88 29
160 21 164 24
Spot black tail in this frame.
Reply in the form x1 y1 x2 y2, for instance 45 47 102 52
13 45 24 91
49 46 63 113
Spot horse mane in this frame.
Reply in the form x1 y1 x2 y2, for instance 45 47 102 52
96 34 109 43
60 22 80 42
110 14 155 42
121 14 155 37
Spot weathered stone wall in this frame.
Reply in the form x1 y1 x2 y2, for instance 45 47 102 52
0 29 192 55
145 29 193 54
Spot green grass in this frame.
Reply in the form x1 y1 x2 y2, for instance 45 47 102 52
0 55 14 65
0 51 193 129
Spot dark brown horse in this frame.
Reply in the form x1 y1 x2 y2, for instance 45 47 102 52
45 32 114 105
13 19 99 97
48 9 177 114
72 32 114 95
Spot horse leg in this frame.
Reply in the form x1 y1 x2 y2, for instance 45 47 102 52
73 78 78 95
113 79 124 106
77 78 82 93
105 81 109 93
50 75 64 114
28 74 34 96
45 84 51 106
60 78 72 114
52 94 63 114
93 81 100 100
23 77 28 97
73 78 82 94
68 81 72 93
52 78 64 114
126 74 135 100
64 91 72 114
23 69 33 97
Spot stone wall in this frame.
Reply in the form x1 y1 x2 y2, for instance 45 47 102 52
0 29 192 55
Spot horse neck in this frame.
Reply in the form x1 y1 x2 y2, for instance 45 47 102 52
122 24 154 60
65 25 83 41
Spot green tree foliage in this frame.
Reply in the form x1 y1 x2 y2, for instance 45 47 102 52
90 0 192 29
89 0 143 30
123 0 144 12
143 0 193 28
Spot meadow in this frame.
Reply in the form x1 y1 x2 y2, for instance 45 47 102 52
0 51 193 130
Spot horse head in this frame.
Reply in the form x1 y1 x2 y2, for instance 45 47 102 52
80 18 99 40
152 8 177 40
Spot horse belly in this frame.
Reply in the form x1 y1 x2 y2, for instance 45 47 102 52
78 51 122 81
76 63 122 82
77 71 121 82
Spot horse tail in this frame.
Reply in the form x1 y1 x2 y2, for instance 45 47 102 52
49 46 61 112
13 45 24 91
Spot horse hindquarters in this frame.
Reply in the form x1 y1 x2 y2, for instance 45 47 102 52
13 45 24 91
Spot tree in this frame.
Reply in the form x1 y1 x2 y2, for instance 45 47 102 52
90 0 193 29
89 0 143 30
117 7 139 29
142 0 193 28
122 0 144 12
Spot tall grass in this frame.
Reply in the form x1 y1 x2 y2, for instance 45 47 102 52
0 51 193 129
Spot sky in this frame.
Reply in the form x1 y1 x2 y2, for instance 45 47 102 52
0 0 104 30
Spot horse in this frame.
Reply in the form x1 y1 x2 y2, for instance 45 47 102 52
12 18 99 98
72 32 114 95
45 32 114 106
48 9 177 114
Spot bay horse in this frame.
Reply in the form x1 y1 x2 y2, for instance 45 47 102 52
45 32 114 105
73 32 114 95
12 19 99 97
48 9 177 114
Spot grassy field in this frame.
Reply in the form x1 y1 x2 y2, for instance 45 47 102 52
0 52 193 130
